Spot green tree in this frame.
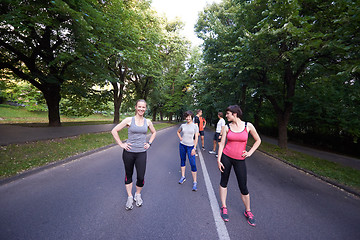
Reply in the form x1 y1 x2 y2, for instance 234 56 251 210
0 0 103 126
195 0 360 149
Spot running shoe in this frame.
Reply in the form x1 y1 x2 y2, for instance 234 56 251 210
215 154 218 158
192 182 197 191
220 207 229 222
179 176 186 184
134 193 143 207
125 196 134 210
208 150 216 154
244 210 256 226
202 147 205 151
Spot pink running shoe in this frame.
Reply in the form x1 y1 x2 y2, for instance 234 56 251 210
244 210 256 226
220 207 229 222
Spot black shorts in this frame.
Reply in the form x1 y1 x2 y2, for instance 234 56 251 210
213 132 221 142
199 130 204 136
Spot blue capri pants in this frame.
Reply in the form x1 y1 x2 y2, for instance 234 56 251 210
179 143 197 172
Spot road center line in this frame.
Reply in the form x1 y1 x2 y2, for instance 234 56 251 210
198 147 231 240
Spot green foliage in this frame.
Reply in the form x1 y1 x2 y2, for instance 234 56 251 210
194 0 360 151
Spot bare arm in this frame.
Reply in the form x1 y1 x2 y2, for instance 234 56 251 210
111 117 132 150
145 119 156 149
217 125 228 172
177 128 183 141
241 122 261 158
191 131 199 156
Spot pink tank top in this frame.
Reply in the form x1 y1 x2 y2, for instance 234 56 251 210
223 123 248 160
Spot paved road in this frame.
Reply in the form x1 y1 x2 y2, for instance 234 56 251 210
1 123 359 171
0 124 117 146
1 126 359 240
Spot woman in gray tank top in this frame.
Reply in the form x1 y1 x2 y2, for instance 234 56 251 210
111 99 156 210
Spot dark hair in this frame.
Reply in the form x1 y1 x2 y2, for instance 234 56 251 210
218 112 223 118
226 105 242 118
136 99 147 106
184 110 194 119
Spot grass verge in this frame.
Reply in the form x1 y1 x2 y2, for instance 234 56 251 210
0 104 113 125
248 137 360 193
0 122 174 179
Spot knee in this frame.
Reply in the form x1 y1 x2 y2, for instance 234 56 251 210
136 178 144 187
125 176 132 185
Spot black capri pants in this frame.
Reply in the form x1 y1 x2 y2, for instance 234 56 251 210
122 150 147 187
220 153 249 195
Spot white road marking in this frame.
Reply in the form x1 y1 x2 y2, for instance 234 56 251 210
198 148 231 240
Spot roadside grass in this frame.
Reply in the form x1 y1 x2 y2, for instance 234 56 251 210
0 122 174 179
248 137 360 192
0 104 113 125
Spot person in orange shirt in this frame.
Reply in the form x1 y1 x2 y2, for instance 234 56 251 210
194 109 206 151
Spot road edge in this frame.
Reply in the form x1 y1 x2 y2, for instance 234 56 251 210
258 149 360 198
0 124 176 186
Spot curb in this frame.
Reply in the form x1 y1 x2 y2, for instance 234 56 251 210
258 149 360 198
0 123 177 186
0 144 117 186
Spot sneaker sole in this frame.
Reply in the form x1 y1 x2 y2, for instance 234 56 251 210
125 206 133 210
244 212 256 226
179 179 186 184
221 216 229 222
247 220 256 226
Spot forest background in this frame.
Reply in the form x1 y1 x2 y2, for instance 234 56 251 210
1 0 359 157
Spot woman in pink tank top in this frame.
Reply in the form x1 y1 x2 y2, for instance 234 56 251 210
217 105 261 226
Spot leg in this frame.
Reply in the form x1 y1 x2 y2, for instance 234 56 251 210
241 194 251 212
125 183 133 197
213 139 217 152
123 150 135 197
233 160 250 210
191 171 197 183
179 143 187 177
201 135 205 148
187 145 197 182
134 152 147 193
219 186 228 207
219 154 233 207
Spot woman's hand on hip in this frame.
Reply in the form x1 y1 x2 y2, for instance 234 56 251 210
120 142 132 151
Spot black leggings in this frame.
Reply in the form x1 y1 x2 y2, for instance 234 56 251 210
220 153 249 195
122 150 147 187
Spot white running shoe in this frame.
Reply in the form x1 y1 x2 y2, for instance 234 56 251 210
134 193 143 207
125 196 134 210
209 150 216 154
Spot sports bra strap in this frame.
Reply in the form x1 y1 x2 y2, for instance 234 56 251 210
227 122 247 131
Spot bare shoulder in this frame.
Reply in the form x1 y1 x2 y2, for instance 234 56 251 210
122 117 132 126
246 122 256 131
147 119 153 125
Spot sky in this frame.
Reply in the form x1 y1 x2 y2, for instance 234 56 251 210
151 0 222 46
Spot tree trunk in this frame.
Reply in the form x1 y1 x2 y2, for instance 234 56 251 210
254 96 263 129
42 84 61 127
152 107 157 121
277 113 289 148
112 82 124 124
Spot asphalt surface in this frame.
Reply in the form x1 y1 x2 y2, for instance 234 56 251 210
1 126 360 240
1 123 359 170
0 124 117 146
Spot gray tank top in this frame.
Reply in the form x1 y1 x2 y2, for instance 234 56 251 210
127 117 148 153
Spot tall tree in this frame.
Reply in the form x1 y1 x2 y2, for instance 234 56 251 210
196 0 360 148
0 0 101 126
